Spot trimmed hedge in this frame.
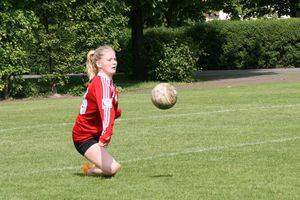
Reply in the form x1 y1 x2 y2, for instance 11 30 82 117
187 18 300 70
119 18 300 81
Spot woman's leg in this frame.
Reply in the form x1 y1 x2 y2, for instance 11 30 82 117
83 143 121 176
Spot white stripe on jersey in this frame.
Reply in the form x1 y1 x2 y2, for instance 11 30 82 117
101 77 111 132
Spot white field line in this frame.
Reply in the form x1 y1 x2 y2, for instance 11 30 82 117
123 136 300 163
20 136 300 175
1 103 300 133
0 123 73 133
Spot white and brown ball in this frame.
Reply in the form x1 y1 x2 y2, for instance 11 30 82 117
151 83 177 109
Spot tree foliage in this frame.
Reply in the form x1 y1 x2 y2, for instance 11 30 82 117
124 0 206 80
242 0 300 18
24 0 128 93
0 0 128 98
0 1 39 99
1 0 299 98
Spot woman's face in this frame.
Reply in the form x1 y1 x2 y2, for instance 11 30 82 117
96 49 117 78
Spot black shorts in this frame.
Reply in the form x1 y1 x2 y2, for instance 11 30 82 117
74 137 99 156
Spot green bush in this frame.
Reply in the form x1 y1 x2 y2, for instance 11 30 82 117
5 18 300 99
57 75 88 95
67 85 86 96
0 10 39 99
156 40 197 82
119 26 205 81
10 78 50 98
143 27 183 80
187 18 300 70
121 19 300 80
9 75 89 98
117 28 133 76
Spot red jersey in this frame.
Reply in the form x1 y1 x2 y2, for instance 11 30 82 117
72 75 120 145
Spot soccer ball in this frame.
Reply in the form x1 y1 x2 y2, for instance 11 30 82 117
151 83 177 109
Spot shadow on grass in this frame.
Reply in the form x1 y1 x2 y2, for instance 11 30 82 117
149 174 173 178
73 173 114 179
194 69 278 81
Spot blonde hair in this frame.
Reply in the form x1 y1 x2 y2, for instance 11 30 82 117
86 45 114 80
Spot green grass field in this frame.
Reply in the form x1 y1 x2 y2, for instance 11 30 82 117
1 82 300 200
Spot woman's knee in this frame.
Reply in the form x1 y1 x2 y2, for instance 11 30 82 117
102 162 121 176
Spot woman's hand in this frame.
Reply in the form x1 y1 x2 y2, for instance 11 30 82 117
115 109 122 119
99 142 107 147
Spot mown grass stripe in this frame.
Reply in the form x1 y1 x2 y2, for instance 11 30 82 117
1 103 299 133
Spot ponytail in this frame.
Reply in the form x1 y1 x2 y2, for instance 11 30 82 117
86 50 97 80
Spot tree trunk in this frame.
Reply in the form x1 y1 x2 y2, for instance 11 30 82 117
290 0 300 17
43 14 57 93
3 75 12 99
131 6 147 80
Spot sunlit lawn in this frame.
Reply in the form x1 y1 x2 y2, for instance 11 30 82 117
0 82 300 200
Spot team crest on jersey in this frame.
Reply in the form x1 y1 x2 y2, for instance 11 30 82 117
102 98 112 109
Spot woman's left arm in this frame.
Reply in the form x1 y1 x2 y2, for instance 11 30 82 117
95 77 117 146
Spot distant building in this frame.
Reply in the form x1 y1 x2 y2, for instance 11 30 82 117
205 10 230 21
205 10 291 21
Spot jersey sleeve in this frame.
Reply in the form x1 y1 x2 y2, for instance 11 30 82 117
95 77 116 145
